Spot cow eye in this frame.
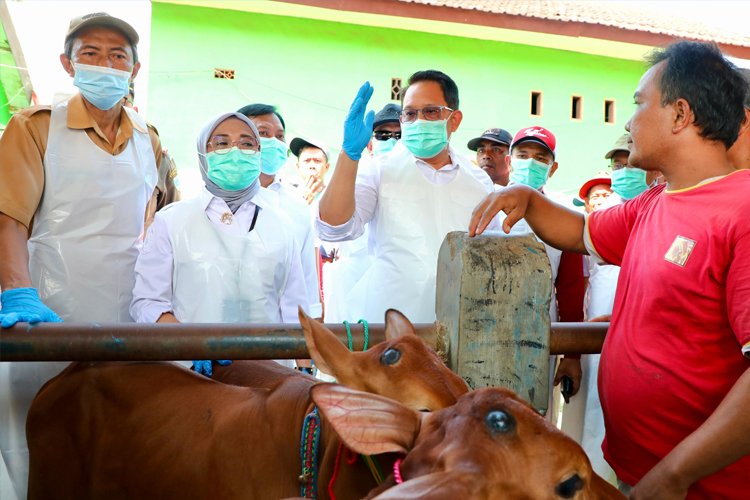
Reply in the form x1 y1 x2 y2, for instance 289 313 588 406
485 410 515 434
555 474 583 498
380 348 402 365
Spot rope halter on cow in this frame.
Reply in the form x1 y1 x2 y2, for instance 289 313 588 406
393 458 404 484
299 408 322 499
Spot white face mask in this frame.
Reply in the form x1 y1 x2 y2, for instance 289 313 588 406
73 63 131 110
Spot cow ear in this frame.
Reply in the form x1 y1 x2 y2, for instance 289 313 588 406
384 309 417 340
299 306 351 378
370 472 477 500
311 384 422 455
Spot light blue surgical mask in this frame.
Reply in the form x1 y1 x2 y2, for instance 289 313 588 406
73 63 131 110
259 137 288 175
401 119 449 159
611 168 649 200
509 157 552 190
372 137 397 157
206 147 261 191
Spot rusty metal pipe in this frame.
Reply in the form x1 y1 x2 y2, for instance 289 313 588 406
0 322 437 362
550 322 609 355
0 322 607 362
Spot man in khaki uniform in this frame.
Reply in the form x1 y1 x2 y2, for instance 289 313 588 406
122 83 181 229
0 13 160 499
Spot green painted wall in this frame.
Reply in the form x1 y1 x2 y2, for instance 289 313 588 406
148 2 645 199
0 18 29 128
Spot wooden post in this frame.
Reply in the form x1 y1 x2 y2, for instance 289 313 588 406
436 231 553 414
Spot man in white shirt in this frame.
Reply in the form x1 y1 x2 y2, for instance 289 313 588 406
237 103 322 320
316 72 497 323
323 104 402 323
291 137 330 205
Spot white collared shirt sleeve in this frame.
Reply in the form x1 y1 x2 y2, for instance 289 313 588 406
130 214 175 323
279 234 312 323
314 160 380 242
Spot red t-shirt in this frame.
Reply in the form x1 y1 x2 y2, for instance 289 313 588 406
587 171 750 499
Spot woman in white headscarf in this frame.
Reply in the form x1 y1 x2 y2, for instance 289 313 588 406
130 112 309 376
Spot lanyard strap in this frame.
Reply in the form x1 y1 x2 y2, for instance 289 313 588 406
248 205 260 233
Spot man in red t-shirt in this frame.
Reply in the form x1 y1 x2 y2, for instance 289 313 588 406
469 41 750 500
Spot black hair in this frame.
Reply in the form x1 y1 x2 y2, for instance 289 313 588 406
740 69 750 110
645 41 747 149
128 81 135 99
236 103 286 131
401 70 459 110
64 30 139 64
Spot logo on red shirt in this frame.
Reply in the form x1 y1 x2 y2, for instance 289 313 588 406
664 236 696 267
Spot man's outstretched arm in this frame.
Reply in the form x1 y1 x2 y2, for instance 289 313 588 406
469 184 587 254
319 82 374 226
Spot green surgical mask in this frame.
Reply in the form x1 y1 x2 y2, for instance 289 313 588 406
206 147 261 191
611 168 649 200
372 137 397 157
401 119 449 159
260 137 288 175
509 158 552 190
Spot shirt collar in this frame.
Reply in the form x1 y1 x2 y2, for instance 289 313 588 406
201 185 273 212
67 93 147 145
413 146 461 172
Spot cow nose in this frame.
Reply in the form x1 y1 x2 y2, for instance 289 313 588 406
555 473 583 498
485 410 515 434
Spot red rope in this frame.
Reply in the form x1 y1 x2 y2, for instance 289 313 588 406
328 442 345 500
345 448 358 465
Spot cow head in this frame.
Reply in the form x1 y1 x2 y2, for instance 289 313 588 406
311 384 626 500
299 308 467 411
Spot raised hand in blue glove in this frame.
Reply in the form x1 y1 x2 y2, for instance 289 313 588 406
342 82 375 161
192 359 232 377
0 287 63 328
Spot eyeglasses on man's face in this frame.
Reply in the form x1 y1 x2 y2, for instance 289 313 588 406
611 163 632 171
207 136 259 155
399 106 454 123
373 131 401 141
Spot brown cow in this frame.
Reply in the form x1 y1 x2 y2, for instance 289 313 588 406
26 309 467 500
311 384 626 500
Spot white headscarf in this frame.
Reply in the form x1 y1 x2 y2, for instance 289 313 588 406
197 112 262 213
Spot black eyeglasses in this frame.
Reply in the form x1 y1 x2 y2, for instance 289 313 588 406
373 131 401 141
399 106 454 123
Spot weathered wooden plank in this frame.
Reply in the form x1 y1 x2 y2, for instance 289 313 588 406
436 231 552 414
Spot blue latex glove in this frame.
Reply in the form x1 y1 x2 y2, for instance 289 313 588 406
0 287 63 328
342 82 375 161
192 359 232 377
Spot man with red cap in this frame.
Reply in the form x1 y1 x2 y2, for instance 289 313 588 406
503 126 586 422
579 172 613 214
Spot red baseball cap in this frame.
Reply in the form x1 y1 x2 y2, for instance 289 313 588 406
578 171 612 200
511 127 557 159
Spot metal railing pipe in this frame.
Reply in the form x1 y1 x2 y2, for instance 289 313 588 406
0 322 607 362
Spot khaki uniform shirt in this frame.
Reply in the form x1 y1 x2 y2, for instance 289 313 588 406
144 150 182 231
0 93 162 231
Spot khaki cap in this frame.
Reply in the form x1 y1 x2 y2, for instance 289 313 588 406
66 12 139 45
604 133 631 160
